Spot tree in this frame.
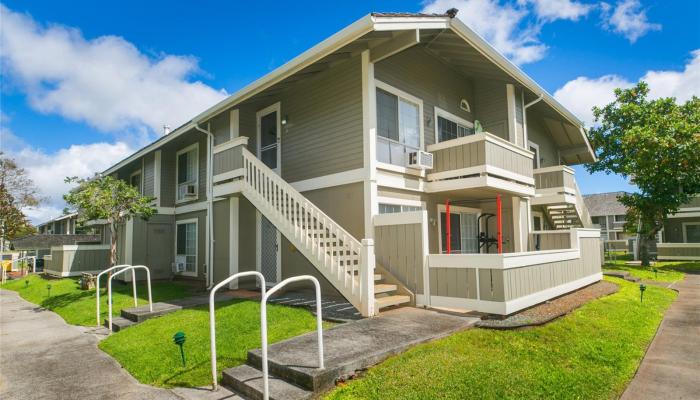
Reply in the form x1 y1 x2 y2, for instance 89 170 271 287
63 175 155 268
0 153 41 251
587 82 700 266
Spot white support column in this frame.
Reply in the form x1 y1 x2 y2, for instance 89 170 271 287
420 209 431 307
506 83 517 146
125 219 134 265
229 197 239 289
361 49 378 240
511 196 528 253
230 109 240 139
360 238 376 317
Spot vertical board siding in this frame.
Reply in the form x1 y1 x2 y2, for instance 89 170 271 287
485 140 532 177
474 80 508 141
531 232 571 250
375 223 424 294
280 56 363 182
503 237 601 300
143 153 155 197
209 111 231 146
430 138 531 178
51 247 110 274
658 245 700 258
213 146 243 175
534 170 576 190
429 267 478 299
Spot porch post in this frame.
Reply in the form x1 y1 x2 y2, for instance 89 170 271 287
445 199 451 254
360 238 376 317
497 195 503 254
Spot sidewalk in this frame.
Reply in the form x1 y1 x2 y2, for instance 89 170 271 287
621 274 700 400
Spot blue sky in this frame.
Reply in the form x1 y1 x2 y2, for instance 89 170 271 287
1 0 699 222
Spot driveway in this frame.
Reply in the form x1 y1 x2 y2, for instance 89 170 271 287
621 274 700 400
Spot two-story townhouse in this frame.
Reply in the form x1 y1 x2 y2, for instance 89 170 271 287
100 11 601 317
584 192 635 250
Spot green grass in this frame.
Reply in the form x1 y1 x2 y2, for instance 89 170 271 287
1 274 191 326
325 278 676 400
99 299 334 388
603 256 700 282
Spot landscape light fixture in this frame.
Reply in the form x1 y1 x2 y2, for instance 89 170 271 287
639 284 647 303
173 331 187 367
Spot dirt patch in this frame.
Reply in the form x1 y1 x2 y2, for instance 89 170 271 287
477 280 619 329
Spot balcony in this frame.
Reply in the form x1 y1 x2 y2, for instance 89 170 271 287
425 132 535 196
531 166 592 228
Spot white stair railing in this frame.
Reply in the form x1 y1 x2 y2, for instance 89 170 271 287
239 147 375 316
209 271 266 391
260 275 324 400
107 265 152 331
96 265 134 326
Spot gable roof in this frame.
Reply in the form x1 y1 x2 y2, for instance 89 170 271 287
103 11 595 175
583 192 629 217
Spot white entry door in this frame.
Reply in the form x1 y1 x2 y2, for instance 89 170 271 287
256 103 282 285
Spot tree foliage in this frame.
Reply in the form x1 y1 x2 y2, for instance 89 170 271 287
586 82 700 265
0 153 40 250
63 175 155 266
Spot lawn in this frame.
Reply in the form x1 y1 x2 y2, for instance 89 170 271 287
99 299 334 388
603 253 700 282
325 278 676 400
1 274 191 326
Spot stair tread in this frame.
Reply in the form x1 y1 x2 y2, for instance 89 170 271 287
222 364 312 400
375 295 410 309
374 283 397 294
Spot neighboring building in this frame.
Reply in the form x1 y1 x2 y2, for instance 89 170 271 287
11 212 104 275
658 196 700 260
93 11 601 316
583 192 635 250
584 191 700 260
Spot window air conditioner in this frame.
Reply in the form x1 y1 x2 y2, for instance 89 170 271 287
185 184 197 196
173 255 187 273
407 150 434 170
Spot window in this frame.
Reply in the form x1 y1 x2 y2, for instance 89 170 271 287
435 108 474 143
615 215 626 222
376 84 422 167
130 171 142 194
683 222 700 243
176 144 198 202
378 203 421 214
176 220 197 275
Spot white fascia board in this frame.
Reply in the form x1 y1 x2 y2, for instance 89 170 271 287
448 18 595 160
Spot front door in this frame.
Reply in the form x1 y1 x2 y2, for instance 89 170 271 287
256 103 281 285
439 205 480 254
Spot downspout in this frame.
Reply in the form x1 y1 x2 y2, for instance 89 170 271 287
194 123 216 289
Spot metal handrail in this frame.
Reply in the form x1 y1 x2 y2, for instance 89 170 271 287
208 271 266 390
260 275 324 400
96 265 134 326
12 256 37 273
107 265 152 331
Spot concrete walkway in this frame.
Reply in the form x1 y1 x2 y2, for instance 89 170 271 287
0 289 243 400
621 274 700 400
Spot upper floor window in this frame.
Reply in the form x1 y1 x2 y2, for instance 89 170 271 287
176 144 199 202
435 107 474 143
378 203 421 214
130 170 142 194
376 82 422 167
615 215 626 222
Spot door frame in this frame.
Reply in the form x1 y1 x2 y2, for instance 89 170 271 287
436 204 482 254
255 102 282 286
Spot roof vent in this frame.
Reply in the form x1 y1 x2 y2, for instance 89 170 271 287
446 8 458 18
163 125 171 135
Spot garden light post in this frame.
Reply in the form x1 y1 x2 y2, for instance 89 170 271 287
639 284 647 303
173 331 187 367
46 284 51 297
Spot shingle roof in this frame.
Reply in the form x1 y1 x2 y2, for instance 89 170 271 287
583 192 629 217
11 234 101 250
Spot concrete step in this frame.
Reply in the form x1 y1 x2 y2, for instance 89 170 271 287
375 295 411 310
104 316 136 332
374 273 382 281
374 283 397 294
121 302 183 322
222 364 312 400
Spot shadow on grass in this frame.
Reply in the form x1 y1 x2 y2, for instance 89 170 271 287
662 262 700 275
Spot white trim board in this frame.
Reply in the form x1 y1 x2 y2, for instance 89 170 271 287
373 211 423 226
289 168 365 193
175 142 200 204
175 218 199 277
212 136 249 154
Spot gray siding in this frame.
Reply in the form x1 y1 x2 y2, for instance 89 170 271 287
48 246 110 275
375 47 474 147
212 199 231 284
210 111 231 146
527 113 559 167
473 80 508 141
213 146 244 176
430 268 478 299
130 214 174 280
534 170 575 190
663 216 700 242
375 223 424 294
658 245 700 259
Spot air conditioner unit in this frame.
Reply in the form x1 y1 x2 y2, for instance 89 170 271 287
407 150 434 170
173 255 187 273
185 184 197 196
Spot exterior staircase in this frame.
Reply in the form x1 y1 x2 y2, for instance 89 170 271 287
225 144 409 316
541 181 593 230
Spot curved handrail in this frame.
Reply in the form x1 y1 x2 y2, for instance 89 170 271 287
107 265 152 331
260 275 324 400
96 264 134 326
209 271 266 390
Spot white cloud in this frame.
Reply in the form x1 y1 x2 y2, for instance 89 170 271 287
600 0 661 43
9 141 134 225
422 0 547 64
523 0 593 22
0 4 227 134
554 49 700 126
